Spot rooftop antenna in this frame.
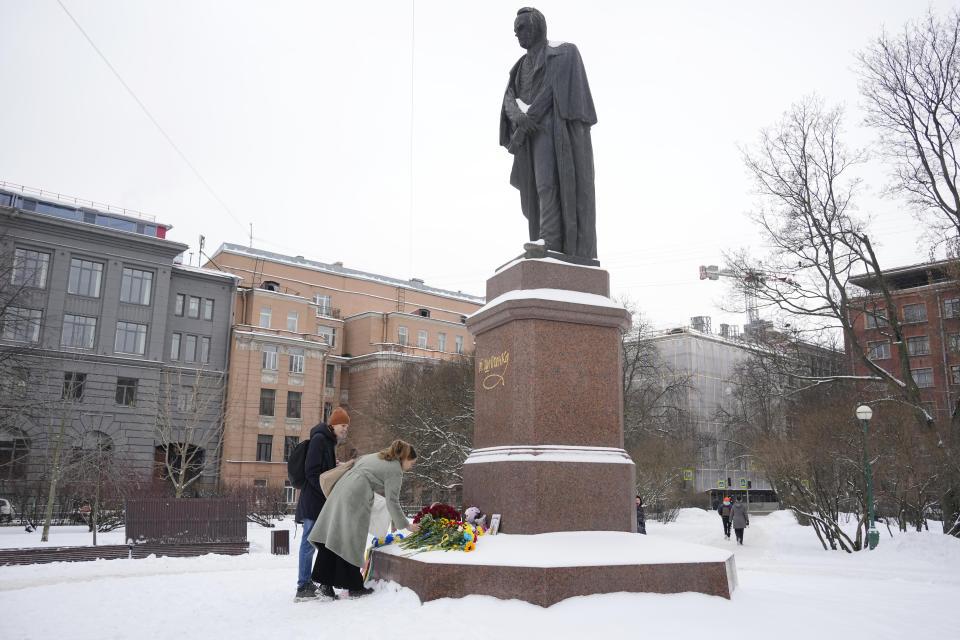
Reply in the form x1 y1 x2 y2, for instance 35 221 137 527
249 223 253 248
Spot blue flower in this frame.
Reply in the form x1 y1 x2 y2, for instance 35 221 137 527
371 537 380 547
384 533 395 544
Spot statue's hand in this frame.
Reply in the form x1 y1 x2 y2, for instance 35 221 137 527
517 113 539 136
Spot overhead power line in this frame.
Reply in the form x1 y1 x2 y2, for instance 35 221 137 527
55 0 247 233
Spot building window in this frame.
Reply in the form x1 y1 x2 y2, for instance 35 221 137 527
256 435 273 462
437 332 447 353
317 325 336 347
455 335 464 354
183 334 197 362
262 344 278 370
284 436 299 462
2 307 42 343
62 372 86 400
67 258 103 297
0 428 30 479
911 368 934 388
259 389 276 416
314 294 332 317
906 336 930 357
287 311 298 333
418 329 427 348
284 480 296 504
867 340 890 361
903 303 927 324
326 364 335 389
115 377 137 406
175 294 185 316
120 267 153 305
289 348 304 374
323 402 332 422
945 298 960 319
951 365 960 385
398 326 408 346
11 248 50 288
202 298 214 321
61 314 97 349
950 333 960 352
177 386 196 412
253 478 267 487
287 391 302 419
170 333 181 360
260 306 271 328
187 296 201 318
417 308 430 318
114 322 147 355
199 336 210 363
865 309 888 329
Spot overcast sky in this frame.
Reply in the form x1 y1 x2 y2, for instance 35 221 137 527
1 1 956 330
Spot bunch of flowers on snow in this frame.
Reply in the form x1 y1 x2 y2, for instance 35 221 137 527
395 504 486 553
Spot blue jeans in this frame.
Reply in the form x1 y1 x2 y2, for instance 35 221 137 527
297 518 316 589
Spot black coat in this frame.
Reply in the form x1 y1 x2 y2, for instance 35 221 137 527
294 423 337 523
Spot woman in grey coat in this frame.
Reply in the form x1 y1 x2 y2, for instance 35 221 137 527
308 440 420 596
730 497 749 545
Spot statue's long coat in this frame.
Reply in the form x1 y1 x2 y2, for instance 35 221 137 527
500 42 598 259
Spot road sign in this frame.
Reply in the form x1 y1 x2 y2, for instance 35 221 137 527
718 480 725 489
683 469 693 481
740 478 747 488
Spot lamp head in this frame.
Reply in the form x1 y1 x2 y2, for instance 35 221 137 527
856 405 873 421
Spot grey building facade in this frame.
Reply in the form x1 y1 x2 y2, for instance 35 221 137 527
0 187 238 498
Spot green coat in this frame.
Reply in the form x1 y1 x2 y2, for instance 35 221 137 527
307 453 410 568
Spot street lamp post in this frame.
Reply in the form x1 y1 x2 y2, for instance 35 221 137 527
856 404 879 550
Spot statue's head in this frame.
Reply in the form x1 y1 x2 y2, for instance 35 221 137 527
514 7 546 50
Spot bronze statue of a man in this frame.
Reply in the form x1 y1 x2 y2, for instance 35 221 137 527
500 7 597 260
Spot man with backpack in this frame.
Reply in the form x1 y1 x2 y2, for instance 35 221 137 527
293 407 350 601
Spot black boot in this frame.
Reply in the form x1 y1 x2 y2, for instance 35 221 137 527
318 584 336 599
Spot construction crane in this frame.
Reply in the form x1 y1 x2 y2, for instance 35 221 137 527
699 265 799 325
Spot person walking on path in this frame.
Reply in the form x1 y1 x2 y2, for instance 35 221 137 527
293 407 350 601
730 497 749 545
308 440 420 597
718 497 732 539
636 496 646 534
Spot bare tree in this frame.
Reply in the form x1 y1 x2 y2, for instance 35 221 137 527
734 97 934 425
155 368 226 498
374 357 474 506
858 9 960 251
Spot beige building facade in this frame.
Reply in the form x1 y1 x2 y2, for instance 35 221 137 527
206 244 483 503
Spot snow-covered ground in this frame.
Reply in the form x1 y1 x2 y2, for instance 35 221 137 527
1 509 958 639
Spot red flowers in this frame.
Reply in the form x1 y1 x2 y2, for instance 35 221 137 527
411 503 461 524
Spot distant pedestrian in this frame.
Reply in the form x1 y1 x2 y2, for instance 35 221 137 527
636 496 646 535
717 497 732 539
730 497 749 545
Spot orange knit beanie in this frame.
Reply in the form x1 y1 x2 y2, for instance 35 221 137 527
328 406 350 426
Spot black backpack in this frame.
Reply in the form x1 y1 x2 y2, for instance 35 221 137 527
287 439 310 490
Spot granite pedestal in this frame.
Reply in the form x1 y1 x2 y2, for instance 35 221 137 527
370 257 737 604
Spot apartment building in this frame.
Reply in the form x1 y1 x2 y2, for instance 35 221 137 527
639 318 843 501
848 260 960 424
207 243 484 499
0 186 238 494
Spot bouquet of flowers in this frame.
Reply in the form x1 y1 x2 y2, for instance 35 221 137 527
411 503 460 525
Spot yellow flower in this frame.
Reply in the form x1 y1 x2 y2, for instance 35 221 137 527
464 541 475 552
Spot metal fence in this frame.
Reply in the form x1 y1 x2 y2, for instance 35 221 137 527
125 498 246 544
